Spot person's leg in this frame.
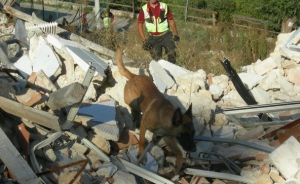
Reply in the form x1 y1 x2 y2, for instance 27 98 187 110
162 31 176 64
148 36 162 61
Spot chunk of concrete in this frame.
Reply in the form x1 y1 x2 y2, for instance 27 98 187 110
47 82 86 110
157 59 191 80
254 57 278 76
269 168 285 183
46 34 88 51
287 68 300 86
30 36 62 79
112 170 137 184
269 136 300 179
149 60 175 92
239 72 265 90
78 100 120 141
66 45 108 77
14 55 32 79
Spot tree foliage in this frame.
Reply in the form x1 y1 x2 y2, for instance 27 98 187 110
106 0 300 32
255 0 300 31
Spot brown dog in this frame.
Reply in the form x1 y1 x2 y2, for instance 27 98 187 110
116 47 196 174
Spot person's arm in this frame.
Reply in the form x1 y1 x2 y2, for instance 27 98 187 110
166 6 179 36
138 9 146 41
168 18 178 36
111 13 115 24
138 23 146 41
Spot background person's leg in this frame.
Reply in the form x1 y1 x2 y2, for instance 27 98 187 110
162 31 176 64
148 36 163 61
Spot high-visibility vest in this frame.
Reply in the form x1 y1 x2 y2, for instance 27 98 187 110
142 2 169 33
103 12 111 28
103 17 111 28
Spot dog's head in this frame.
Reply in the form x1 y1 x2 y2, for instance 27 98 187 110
172 104 196 152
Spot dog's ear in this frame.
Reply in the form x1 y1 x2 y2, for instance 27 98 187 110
172 108 183 127
185 103 192 118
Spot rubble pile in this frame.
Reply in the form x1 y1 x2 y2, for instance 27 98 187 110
1 4 300 184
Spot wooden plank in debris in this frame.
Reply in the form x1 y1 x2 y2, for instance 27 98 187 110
0 96 61 131
0 127 41 184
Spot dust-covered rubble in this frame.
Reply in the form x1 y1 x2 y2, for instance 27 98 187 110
1 3 300 184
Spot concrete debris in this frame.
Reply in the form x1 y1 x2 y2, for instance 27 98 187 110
2 3 300 184
78 100 120 141
269 136 300 180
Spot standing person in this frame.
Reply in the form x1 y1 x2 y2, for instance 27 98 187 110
138 0 180 64
82 10 88 31
101 6 115 29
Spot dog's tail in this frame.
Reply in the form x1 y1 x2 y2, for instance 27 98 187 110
116 46 135 79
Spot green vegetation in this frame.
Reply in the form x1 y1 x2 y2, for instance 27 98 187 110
166 0 300 32
23 0 294 75
80 18 276 75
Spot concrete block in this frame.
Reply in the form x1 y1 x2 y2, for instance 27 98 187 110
47 82 85 110
287 68 300 86
269 136 300 179
31 36 62 79
269 168 285 183
239 72 265 90
149 60 175 92
14 55 32 79
66 45 108 77
254 57 277 76
78 100 120 141
158 59 191 80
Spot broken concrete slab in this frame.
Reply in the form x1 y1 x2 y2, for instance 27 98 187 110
47 82 86 110
112 170 137 184
269 136 300 179
149 60 175 92
66 45 108 77
269 167 285 183
157 59 191 81
14 54 32 79
86 130 111 155
78 100 120 141
29 36 62 79
175 69 207 94
279 46 300 63
287 68 300 86
46 34 89 51
96 162 118 178
239 72 265 90
254 57 278 76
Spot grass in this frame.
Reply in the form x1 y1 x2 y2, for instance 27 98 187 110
69 18 277 75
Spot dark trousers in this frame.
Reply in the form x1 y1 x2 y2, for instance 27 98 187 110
147 31 176 64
